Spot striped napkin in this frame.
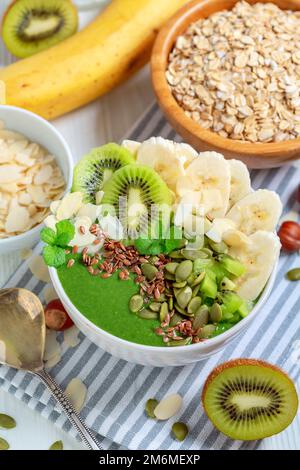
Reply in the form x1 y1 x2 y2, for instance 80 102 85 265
1 103 300 451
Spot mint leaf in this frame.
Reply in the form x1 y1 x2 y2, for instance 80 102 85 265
43 245 66 268
55 219 75 247
147 241 163 255
40 227 57 246
164 225 183 253
134 237 154 254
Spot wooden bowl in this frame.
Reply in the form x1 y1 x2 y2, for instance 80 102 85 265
151 0 300 168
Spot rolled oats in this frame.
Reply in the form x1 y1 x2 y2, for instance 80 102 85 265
166 1 300 143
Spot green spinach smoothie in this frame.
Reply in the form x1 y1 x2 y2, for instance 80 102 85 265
58 262 163 346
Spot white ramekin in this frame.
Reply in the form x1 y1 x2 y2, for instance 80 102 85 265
0 105 73 254
49 263 277 367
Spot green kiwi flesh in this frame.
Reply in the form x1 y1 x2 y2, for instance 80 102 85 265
2 0 78 58
101 164 173 238
202 359 298 440
72 143 135 204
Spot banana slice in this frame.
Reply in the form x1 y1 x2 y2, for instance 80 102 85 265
121 139 140 156
228 159 252 208
222 229 250 248
229 231 281 301
206 218 237 243
176 151 231 218
226 189 282 235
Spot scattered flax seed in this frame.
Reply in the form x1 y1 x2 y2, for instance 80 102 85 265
166 1 300 143
72 245 78 254
79 225 86 234
67 259 75 268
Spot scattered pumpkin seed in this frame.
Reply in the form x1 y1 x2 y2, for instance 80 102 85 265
149 302 161 312
173 288 180 299
141 263 158 281
200 247 213 257
138 309 158 320
176 286 193 309
210 303 223 322
186 273 196 285
191 271 205 287
286 268 300 281
175 260 193 281
198 324 216 339
49 440 63 450
149 256 159 265
0 413 16 429
160 302 169 322
173 280 187 288
207 240 228 254
0 437 9 450
169 250 184 259
193 305 209 329
172 422 189 441
165 272 176 281
165 262 179 275
168 338 192 346
145 398 159 418
170 312 183 326
174 303 187 315
156 294 167 302
186 235 204 250
181 249 205 260
168 296 173 311
129 294 144 313
192 284 201 297
187 296 202 315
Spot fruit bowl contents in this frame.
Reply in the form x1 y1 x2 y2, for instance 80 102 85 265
43 138 282 347
0 120 66 239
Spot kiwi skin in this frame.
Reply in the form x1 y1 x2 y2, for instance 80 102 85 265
2 0 78 58
202 358 299 440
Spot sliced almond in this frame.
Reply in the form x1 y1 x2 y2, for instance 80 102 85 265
56 192 83 221
0 164 23 183
5 204 29 233
64 326 80 348
28 255 51 283
65 378 87 413
154 393 183 420
34 164 53 185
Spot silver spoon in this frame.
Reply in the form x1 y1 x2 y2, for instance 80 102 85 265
0 288 101 450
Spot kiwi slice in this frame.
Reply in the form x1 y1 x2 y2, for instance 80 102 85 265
202 359 298 441
101 164 173 238
2 0 78 58
72 143 135 203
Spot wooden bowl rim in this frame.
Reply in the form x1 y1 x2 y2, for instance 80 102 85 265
151 0 300 158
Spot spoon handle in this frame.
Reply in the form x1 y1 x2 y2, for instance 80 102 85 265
36 369 101 450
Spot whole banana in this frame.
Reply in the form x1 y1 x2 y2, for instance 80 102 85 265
0 0 189 120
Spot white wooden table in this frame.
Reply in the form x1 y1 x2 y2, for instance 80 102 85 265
0 2 299 451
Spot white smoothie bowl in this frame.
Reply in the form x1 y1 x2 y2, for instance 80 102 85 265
49 263 277 367
0 105 73 254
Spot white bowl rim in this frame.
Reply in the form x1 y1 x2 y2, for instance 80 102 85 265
49 259 277 353
0 105 73 247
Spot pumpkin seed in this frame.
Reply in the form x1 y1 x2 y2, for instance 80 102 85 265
286 268 300 281
200 247 213 257
193 306 209 329
191 271 205 287
165 262 179 275
187 296 202 315
170 312 183 326
176 286 193 309
173 288 180 299
0 414 16 430
167 338 192 346
220 276 236 291
141 263 158 281
208 240 228 254
174 303 187 315
149 302 161 312
168 296 173 311
173 280 187 288
129 295 144 313
172 422 188 441
198 324 216 339
160 302 169 322
186 235 204 250
145 398 158 418
138 309 158 320
165 272 176 281
156 294 167 302
169 250 184 259
210 303 222 322
0 437 9 450
186 273 196 285
181 248 201 261
49 440 63 450
175 260 193 281
149 256 159 265
192 284 201 297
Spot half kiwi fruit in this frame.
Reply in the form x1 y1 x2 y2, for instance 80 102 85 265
72 143 135 204
202 359 298 440
101 164 173 239
2 0 78 58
